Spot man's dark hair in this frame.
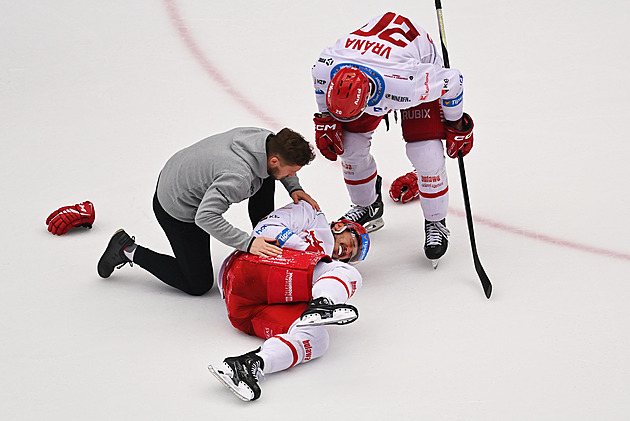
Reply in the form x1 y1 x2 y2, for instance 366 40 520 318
267 128 315 166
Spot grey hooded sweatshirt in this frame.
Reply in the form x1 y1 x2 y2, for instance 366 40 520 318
156 127 302 251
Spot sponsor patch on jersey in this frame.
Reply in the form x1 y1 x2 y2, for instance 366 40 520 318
384 74 409 80
254 225 269 236
358 233 370 262
385 93 411 103
442 92 463 107
275 228 294 247
318 57 335 66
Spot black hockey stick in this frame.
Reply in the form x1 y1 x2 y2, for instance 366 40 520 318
434 0 492 299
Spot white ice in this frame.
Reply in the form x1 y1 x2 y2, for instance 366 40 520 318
2 1 629 419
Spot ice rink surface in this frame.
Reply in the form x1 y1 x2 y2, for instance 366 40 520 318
2 1 629 419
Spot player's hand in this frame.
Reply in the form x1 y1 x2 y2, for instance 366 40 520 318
313 113 344 161
445 112 474 158
389 171 420 203
46 201 95 235
248 237 282 257
290 190 320 211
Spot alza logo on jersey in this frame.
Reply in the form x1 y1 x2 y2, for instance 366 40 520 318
344 38 392 59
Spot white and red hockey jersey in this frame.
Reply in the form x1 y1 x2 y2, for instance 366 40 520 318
217 201 362 305
312 12 464 121
252 201 335 256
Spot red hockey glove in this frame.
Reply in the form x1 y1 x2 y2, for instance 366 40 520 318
389 171 420 203
46 201 95 235
313 113 344 161
445 112 474 159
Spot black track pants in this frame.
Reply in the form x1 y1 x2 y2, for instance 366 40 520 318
134 179 275 296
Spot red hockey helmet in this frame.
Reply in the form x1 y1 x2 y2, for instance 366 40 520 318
331 218 370 263
326 67 370 122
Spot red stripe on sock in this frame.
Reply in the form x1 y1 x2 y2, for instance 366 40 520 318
344 171 377 186
314 276 350 297
419 186 449 199
275 336 299 368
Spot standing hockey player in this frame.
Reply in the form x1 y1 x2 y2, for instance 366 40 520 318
311 12 475 266
208 200 369 401
97 127 318 295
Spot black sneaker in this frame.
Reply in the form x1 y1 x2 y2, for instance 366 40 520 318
97 229 135 278
297 297 358 327
424 219 450 267
208 349 264 401
340 175 384 232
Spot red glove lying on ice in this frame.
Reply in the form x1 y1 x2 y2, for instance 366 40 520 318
389 171 420 203
46 201 95 235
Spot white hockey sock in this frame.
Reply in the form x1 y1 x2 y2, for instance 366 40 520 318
259 327 330 374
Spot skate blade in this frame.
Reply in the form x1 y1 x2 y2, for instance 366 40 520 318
208 364 254 402
296 308 358 327
431 259 440 269
364 218 384 233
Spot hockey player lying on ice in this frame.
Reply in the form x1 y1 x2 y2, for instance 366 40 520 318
208 200 369 401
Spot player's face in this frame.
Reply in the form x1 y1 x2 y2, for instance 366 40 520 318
332 223 358 261
268 157 302 179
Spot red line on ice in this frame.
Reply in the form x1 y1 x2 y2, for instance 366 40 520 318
449 208 630 262
164 0 281 130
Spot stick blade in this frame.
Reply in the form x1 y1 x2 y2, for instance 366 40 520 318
474 257 492 298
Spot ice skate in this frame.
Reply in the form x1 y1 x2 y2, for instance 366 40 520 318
424 219 450 269
208 349 264 402
296 297 358 327
97 229 135 278
340 175 384 233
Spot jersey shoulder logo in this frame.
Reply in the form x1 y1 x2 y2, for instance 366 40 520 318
303 230 325 254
